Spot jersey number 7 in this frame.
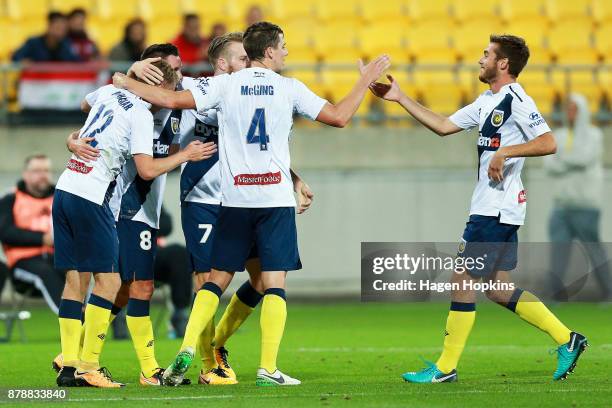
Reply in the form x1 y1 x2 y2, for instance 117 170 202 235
246 108 269 151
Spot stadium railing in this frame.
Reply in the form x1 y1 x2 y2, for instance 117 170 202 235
0 62 610 125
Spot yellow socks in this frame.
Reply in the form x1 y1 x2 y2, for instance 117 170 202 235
79 294 113 372
260 289 287 373
126 298 159 378
436 302 476 374
215 282 263 347
58 299 83 368
507 289 571 345
198 319 216 371
181 282 222 351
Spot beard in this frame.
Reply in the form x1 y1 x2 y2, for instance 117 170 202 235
478 65 497 84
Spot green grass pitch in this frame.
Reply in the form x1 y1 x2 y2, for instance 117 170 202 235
1 302 611 407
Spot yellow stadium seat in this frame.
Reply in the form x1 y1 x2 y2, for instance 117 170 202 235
593 0 612 24
140 0 182 22
96 0 139 21
321 70 373 115
505 20 548 50
551 70 604 112
407 23 456 63
360 0 408 23
453 0 500 22
453 19 503 63
269 0 316 21
50 0 94 13
408 0 452 23
599 69 612 99
147 17 181 44
284 21 318 63
595 24 612 61
413 71 464 114
517 70 557 116
549 19 597 63
359 23 409 64
545 0 591 22
499 0 546 23
89 22 124 54
315 0 360 22
285 69 325 96
7 0 48 20
313 22 360 61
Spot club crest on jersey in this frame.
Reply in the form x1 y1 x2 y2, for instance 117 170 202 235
171 117 180 134
491 109 504 127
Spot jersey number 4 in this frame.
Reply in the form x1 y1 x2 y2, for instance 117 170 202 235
246 108 269 151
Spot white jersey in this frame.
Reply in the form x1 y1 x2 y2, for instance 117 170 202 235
56 85 153 205
108 108 181 229
189 67 327 208
449 83 551 225
178 76 221 205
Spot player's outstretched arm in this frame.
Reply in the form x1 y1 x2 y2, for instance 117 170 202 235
488 132 556 182
316 55 391 128
369 75 462 137
291 169 314 214
133 141 217 180
113 72 196 110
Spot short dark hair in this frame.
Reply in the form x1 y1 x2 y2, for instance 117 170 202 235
489 34 530 77
68 8 86 19
184 13 199 22
141 43 179 60
208 32 244 67
24 154 49 169
47 11 66 23
243 21 283 61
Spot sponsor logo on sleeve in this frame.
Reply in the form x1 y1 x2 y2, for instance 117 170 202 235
234 171 282 186
518 190 527 203
528 112 546 128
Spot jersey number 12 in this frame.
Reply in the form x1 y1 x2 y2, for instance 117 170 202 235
246 108 270 151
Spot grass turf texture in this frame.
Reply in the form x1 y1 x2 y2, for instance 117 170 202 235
1 302 611 407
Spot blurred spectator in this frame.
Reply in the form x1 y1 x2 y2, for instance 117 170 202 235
544 93 611 301
109 18 147 62
172 14 207 63
245 5 264 28
67 8 100 62
209 22 228 42
12 11 78 62
0 260 8 299
0 155 63 314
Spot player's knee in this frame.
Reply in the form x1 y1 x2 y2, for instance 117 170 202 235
94 272 121 296
130 280 155 300
485 289 504 303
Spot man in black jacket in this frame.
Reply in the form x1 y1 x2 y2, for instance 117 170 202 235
0 155 65 313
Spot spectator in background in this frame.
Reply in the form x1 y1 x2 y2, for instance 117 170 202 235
544 93 611 301
67 8 99 62
209 22 227 42
12 11 78 62
245 5 264 28
0 155 63 314
172 14 207 63
109 18 147 62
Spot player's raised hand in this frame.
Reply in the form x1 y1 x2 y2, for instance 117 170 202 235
488 150 506 182
358 55 391 84
66 131 100 162
112 72 128 89
369 75 402 102
183 140 217 162
295 180 314 214
127 57 164 85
